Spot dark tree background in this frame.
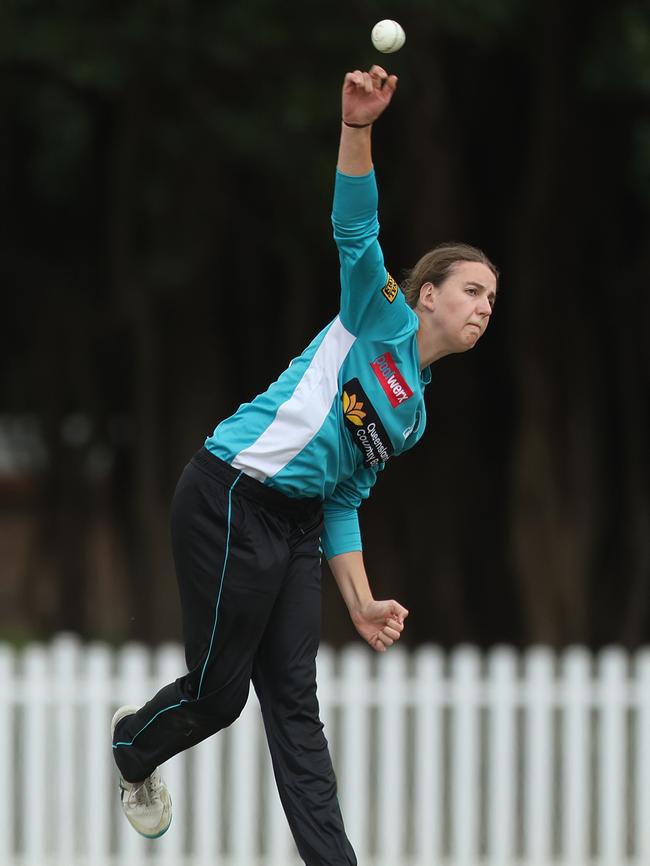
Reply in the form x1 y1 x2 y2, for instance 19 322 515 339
1 0 648 649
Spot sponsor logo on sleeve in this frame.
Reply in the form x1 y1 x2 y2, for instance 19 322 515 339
371 352 414 407
342 379 394 467
381 273 399 303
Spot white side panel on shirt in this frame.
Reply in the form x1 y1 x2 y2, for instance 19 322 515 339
231 316 356 481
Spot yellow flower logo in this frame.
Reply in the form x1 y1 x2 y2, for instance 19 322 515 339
343 390 366 426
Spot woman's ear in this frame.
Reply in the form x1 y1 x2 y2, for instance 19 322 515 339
418 281 436 312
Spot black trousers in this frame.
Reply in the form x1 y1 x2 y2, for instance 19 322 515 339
112 447 357 866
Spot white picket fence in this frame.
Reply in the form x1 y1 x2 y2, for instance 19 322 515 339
1 636 649 866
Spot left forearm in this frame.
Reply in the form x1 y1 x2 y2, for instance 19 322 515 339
329 550 409 652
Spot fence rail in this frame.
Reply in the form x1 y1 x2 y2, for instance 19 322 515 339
1 635 649 865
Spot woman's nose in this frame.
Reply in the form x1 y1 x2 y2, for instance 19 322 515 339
478 296 492 316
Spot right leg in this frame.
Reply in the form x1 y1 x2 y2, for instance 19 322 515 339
252 521 357 866
112 454 290 783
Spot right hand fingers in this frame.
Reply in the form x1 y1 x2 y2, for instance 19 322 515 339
369 65 388 89
344 70 371 93
345 68 393 95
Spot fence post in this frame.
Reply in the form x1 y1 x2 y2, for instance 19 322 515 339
523 646 554 865
450 645 481 865
560 646 591 864
0 644 14 864
83 640 113 865
636 648 650 861
376 647 408 862
412 645 444 865
51 635 80 863
22 644 48 864
598 646 628 862
486 645 517 864
339 645 371 860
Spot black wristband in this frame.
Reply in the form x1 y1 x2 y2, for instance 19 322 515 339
342 119 372 128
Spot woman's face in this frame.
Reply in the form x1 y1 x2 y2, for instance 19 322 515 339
430 261 497 353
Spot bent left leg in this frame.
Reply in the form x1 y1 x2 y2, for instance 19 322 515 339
252 524 356 866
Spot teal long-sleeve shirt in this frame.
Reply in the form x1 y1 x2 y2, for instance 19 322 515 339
205 169 431 558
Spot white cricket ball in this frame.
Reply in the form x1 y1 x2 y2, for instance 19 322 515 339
371 19 406 53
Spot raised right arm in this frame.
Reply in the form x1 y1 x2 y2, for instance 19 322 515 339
332 67 409 338
337 66 397 175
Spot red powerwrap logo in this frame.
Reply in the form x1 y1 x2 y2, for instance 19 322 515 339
370 352 413 407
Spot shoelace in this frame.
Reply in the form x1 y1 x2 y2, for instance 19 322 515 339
123 775 160 807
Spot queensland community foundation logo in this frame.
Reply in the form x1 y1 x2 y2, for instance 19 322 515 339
342 379 393 467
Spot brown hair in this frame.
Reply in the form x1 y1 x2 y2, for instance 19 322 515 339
401 242 499 309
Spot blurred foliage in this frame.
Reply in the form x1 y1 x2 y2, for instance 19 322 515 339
583 2 650 95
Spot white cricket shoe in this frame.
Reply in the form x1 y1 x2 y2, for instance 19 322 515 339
111 704 172 839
